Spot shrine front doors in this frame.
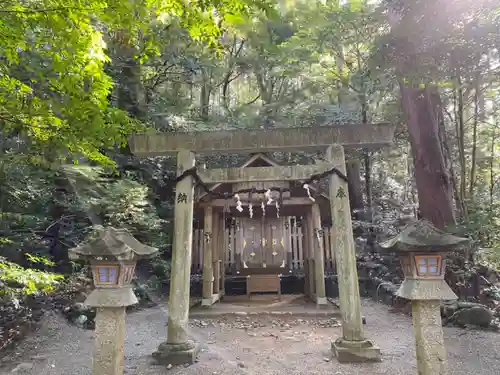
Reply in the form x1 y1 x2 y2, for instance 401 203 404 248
239 217 287 270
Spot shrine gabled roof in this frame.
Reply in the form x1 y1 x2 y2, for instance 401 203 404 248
243 152 281 167
379 219 469 253
197 152 331 201
198 153 282 199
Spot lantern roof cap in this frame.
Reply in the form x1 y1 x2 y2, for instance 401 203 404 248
69 227 158 260
379 219 469 253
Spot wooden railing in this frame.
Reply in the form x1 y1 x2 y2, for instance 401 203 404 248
212 260 221 294
191 217 336 274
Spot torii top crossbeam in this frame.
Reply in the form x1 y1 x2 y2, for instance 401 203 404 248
128 123 395 156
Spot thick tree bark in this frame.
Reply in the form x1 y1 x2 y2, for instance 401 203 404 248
363 151 373 221
48 176 73 273
113 32 146 121
469 75 481 197
399 84 456 229
200 71 211 121
456 73 467 204
117 56 146 119
346 159 364 219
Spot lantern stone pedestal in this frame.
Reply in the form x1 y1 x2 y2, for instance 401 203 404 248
86 288 138 375
379 219 469 375
93 306 128 375
69 227 158 375
411 299 447 374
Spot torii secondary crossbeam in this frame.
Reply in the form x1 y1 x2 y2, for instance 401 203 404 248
128 124 395 366
198 162 338 184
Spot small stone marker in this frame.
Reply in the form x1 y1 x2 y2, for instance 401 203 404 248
379 219 469 375
69 227 158 375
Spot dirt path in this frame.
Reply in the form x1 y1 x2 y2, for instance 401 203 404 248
1 300 499 375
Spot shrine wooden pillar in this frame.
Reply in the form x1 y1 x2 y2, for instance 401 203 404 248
202 206 214 305
327 145 381 362
154 150 198 365
312 203 327 305
218 213 226 295
233 219 242 275
305 209 316 300
284 217 293 269
212 210 220 296
201 207 223 307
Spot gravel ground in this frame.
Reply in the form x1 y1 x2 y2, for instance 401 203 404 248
1 299 499 375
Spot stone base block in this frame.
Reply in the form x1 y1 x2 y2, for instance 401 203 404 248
202 293 221 307
331 338 381 363
153 340 198 366
316 297 328 306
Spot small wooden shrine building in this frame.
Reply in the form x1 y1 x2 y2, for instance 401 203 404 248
191 152 336 305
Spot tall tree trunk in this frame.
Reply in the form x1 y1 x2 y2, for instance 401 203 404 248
359 91 373 221
117 55 146 120
200 71 211 121
346 159 364 219
48 175 72 274
399 84 456 229
363 151 373 221
489 111 499 209
113 32 146 121
456 71 467 204
469 74 480 197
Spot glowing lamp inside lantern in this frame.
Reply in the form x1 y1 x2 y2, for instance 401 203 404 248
96 265 119 285
398 253 445 279
91 262 137 287
415 255 442 276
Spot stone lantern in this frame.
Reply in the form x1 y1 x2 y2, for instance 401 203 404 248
69 227 158 375
379 219 469 375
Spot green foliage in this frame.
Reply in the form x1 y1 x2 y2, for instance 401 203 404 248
1 1 139 164
0 0 499 301
148 256 171 287
0 255 64 297
0 156 170 277
0 0 273 163
61 164 169 248
25 253 57 267
456 199 500 270
0 156 56 262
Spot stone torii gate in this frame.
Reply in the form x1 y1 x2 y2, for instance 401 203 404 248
128 123 395 365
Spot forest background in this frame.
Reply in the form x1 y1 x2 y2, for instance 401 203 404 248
1 0 499 347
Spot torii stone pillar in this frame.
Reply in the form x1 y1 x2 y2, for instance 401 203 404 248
326 145 381 363
312 203 327 305
154 150 198 366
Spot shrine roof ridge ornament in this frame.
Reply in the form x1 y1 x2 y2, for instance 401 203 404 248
69 226 158 261
379 219 470 253
128 123 395 155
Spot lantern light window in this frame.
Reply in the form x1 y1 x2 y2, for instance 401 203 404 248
97 266 119 284
415 256 441 276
